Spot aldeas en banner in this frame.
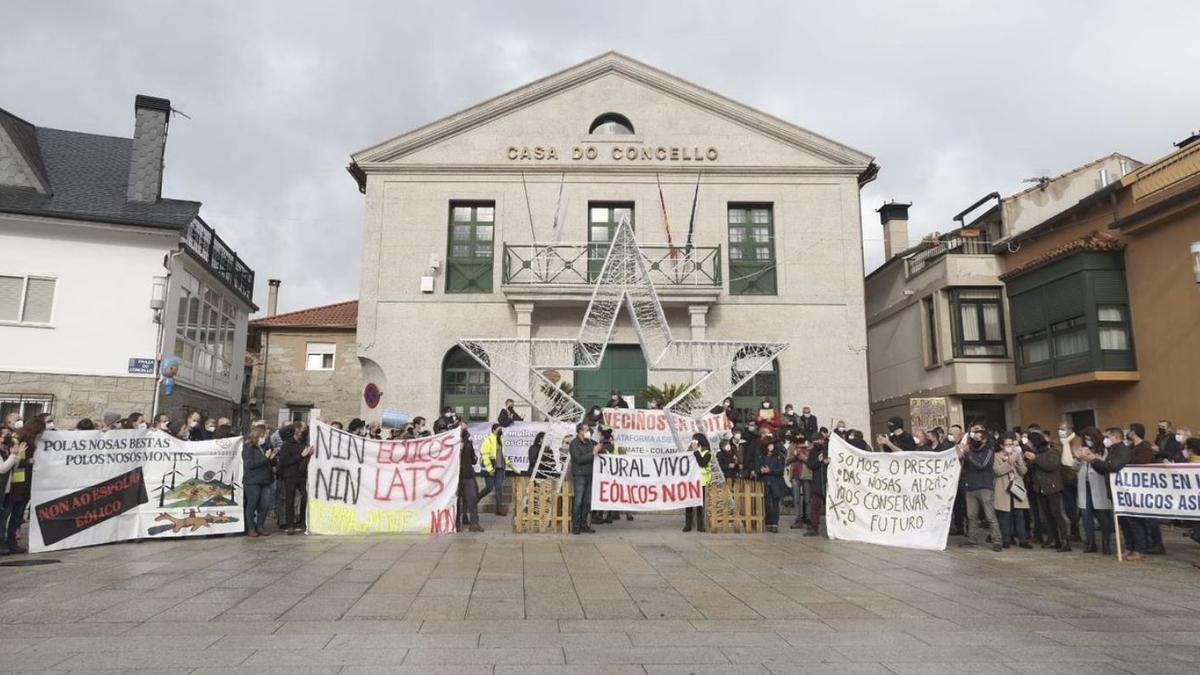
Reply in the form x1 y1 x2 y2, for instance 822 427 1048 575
824 432 961 551
306 421 462 534
29 429 243 552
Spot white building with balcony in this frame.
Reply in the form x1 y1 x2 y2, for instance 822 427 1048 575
0 95 255 425
347 52 878 426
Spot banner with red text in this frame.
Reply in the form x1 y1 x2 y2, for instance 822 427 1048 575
306 421 461 534
29 429 243 553
591 451 703 511
824 432 961 551
601 408 731 455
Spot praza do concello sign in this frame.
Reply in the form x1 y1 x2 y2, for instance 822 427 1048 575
29 429 243 552
824 433 961 551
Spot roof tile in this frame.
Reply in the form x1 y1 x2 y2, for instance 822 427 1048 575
250 300 358 328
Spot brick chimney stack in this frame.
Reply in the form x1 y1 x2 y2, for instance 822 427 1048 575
877 202 911 261
126 95 171 203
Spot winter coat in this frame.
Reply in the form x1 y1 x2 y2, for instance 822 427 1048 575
242 442 274 486
1028 444 1063 495
277 440 308 482
798 413 819 438
993 452 1029 511
962 443 996 492
1075 450 1113 510
805 440 829 497
757 451 787 498
1086 442 1131 502
569 436 595 470
717 448 740 478
460 438 477 481
498 407 523 428
752 408 783 435
1129 440 1157 466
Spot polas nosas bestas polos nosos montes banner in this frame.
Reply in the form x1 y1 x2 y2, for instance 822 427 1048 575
1109 464 1200 519
306 421 462 535
29 429 243 552
824 432 961 551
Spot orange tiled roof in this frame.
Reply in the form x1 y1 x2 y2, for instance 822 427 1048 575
250 300 358 328
1000 231 1122 281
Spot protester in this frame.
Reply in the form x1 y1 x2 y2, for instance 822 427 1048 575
1155 420 1182 463
877 416 917 453
717 438 740 479
683 433 712 532
803 434 829 536
1072 426 1115 554
1024 429 1071 552
993 432 1031 548
1057 423 1082 543
711 397 739 426
153 413 171 432
786 433 811 528
957 425 1002 551
277 421 313 535
527 432 547 477
753 398 782 435
477 423 507 516
757 435 786 533
458 423 483 532
497 399 523 428
1 414 47 554
242 426 276 538
569 423 599 534
1124 423 1163 558
606 390 629 409
585 405 604 430
433 407 456 433
781 405 801 435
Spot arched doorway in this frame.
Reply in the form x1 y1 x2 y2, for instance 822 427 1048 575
731 357 780 425
441 346 490 421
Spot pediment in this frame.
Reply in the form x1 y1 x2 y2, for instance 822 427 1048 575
351 52 872 173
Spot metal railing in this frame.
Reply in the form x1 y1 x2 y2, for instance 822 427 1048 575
183 219 255 302
502 243 722 287
906 236 993 277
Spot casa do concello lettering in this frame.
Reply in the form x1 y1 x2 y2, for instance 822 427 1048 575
506 145 719 162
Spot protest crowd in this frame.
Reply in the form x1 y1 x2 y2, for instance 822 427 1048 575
2 396 1198 566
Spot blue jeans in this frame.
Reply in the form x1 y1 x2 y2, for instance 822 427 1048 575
998 508 1027 544
2 497 28 548
478 468 506 509
1081 487 1114 547
244 483 273 532
572 471 592 531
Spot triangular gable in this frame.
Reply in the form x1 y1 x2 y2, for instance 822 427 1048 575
351 51 873 170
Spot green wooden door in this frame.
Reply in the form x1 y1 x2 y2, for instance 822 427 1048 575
588 203 634 282
574 345 647 410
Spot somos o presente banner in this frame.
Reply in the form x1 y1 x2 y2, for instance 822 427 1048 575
1109 464 1200 519
307 421 461 535
601 408 731 455
29 429 243 553
824 433 961 551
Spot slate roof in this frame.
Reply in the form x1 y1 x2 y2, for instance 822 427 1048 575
998 230 1123 281
0 109 200 229
250 300 358 329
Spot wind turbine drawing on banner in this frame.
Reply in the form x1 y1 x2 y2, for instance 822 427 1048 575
459 215 788 482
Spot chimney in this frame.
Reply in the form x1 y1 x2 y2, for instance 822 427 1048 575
877 202 911 260
267 279 281 317
126 95 171 203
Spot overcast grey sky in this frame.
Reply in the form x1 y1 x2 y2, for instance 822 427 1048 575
5 1 1198 314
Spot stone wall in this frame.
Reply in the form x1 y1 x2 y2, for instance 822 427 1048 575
0 371 236 428
251 329 362 426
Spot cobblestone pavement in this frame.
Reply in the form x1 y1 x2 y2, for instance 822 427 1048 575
1 513 1198 674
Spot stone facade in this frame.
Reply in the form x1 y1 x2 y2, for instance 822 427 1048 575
350 53 877 428
249 329 362 427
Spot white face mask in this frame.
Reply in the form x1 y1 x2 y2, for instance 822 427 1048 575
46 421 56 430
1103 437 1114 448
189 420 198 428
205 425 216 432
1058 430 1069 440
1176 433 1186 443
947 434 956 442
136 422 148 430
12 420 22 430
158 422 169 430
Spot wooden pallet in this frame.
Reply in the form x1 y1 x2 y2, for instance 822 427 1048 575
705 478 765 533
510 476 573 533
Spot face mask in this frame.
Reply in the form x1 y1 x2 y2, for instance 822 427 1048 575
762 402 771 409
1058 430 1069 440
785 409 794 415
158 422 169 430
971 432 983 442
1176 433 1186 443
12 420 22 430
205 425 216 432
189 420 198 428
1085 439 1095 448
46 421 56 430
137 422 148 430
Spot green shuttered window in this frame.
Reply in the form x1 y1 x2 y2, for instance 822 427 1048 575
446 202 495 293
728 205 776 295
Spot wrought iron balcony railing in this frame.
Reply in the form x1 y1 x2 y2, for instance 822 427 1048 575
905 236 994 277
183 218 256 303
502 243 722 287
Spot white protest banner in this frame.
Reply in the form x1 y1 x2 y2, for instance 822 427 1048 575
1110 465 1200 519
591 451 703 511
824 433 961 551
601 408 731 455
465 420 548 474
29 429 243 553
307 421 461 534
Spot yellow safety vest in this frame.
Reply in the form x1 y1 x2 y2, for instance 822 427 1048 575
698 447 712 487
481 433 501 473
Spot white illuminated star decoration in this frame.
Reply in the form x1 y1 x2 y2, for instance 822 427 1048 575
459 217 788 480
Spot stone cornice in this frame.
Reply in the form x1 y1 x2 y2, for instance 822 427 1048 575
351 52 874 168
355 162 867 178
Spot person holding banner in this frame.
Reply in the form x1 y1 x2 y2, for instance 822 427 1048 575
1 414 46 555
683 433 713 532
569 423 599 534
804 435 829 536
757 435 786 533
278 422 315 535
458 424 483 532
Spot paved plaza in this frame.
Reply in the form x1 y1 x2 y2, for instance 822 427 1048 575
1 513 1199 674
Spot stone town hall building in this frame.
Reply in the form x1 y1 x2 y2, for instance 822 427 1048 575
347 52 877 426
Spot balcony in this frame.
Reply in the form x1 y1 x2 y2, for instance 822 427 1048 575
183 218 255 304
906 236 993 277
501 242 723 304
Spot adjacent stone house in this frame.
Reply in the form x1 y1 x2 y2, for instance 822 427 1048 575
247 283 361 427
